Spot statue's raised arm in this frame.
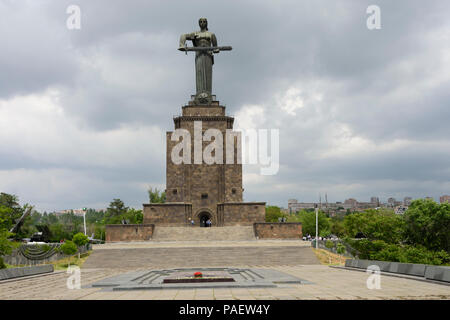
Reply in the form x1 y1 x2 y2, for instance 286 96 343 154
178 32 196 51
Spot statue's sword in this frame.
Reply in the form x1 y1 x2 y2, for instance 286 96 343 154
178 45 232 55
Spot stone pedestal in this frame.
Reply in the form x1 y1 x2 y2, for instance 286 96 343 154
143 98 266 227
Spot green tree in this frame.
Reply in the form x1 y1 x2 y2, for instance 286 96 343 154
403 199 450 252
295 210 330 237
330 219 345 237
0 205 14 230
148 187 166 203
265 206 284 222
72 232 89 247
72 232 89 259
0 228 13 263
126 208 143 224
0 193 24 231
343 209 404 244
106 199 129 218
49 223 72 242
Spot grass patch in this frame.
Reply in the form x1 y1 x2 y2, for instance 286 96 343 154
5 263 27 269
312 248 347 266
53 251 92 270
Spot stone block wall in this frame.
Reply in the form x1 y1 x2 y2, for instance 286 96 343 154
105 224 154 242
254 223 303 239
143 203 192 226
218 202 266 226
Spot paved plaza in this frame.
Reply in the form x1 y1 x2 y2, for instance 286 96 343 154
0 241 449 300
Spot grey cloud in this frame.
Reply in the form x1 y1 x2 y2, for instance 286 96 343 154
0 0 449 210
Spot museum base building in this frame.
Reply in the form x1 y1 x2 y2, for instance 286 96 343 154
143 96 266 227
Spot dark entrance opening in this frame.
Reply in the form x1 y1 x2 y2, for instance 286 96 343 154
199 212 211 227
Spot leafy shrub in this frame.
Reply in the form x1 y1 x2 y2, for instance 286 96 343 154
60 241 77 256
346 238 450 266
265 206 284 222
336 243 346 255
434 250 450 265
344 238 387 259
325 240 334 249
72 233 89 247
371 244 404 262
0 257 5 269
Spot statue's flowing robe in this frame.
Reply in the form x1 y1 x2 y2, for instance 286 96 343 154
180 31 217 95
195 50 213 94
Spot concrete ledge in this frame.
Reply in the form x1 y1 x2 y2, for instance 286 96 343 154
0 264 54 281
331 265 450 287
425 266 450 282
345 259 450 283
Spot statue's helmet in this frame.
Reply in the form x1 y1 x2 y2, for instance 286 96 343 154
198 18 208 30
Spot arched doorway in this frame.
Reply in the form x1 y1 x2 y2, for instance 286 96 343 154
197 211 212 227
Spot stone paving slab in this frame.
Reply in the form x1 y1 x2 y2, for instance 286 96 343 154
1 265 449 300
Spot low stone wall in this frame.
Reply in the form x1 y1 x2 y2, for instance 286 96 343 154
253 222 302 239
345 259 450 283
219 202 266 226
3 244 91 266
143 203 192 226
0 264 54 281
105 224 154 242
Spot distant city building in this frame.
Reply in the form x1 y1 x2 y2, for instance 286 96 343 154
288 200 317 213
403 197 412 206
370 197 380 206
425 197 434 201
440 195 450 203
387 198 396 207
344 198 358 208
55 208 106 217
288 197 379 214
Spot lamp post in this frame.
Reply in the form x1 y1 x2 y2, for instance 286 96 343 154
82 207 87 236
315 204 318 249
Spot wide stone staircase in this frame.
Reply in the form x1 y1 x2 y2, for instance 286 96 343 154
82 227 320 269
152 226 256 241
82 246 319 269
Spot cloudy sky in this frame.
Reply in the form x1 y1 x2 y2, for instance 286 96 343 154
0 0 449 211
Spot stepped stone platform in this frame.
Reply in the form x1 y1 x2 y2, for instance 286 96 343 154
87 267 313 291
152 226 256 241
82 240 319 269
